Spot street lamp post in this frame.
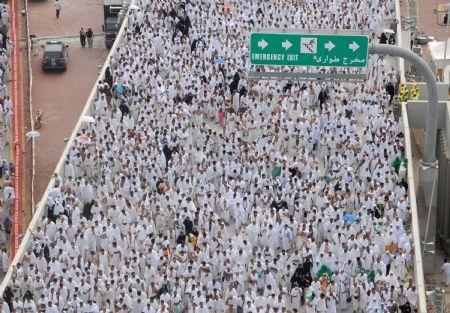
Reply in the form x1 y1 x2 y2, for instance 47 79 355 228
443 4 450 61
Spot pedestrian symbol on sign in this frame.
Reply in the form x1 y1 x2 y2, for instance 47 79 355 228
301 38 317 54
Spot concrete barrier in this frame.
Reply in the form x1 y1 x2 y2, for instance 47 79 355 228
402 104 427 313
395 0 427 311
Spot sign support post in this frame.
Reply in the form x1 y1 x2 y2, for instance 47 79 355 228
368 44 438 167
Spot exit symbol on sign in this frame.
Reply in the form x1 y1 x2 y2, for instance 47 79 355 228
301 37 317 54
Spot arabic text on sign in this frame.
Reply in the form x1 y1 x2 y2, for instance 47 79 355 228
313 55 365 65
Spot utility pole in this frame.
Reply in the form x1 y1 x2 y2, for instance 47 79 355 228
444 4 450 61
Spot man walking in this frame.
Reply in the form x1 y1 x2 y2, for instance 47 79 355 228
54 0 61 18
79 27 86 48
86 28 94 48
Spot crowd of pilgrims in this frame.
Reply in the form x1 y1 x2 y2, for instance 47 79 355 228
1 0 420 312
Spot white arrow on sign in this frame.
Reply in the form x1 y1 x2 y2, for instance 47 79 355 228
258 39 268 50
349 41 360 52
324 41 335 51
281 39 292 50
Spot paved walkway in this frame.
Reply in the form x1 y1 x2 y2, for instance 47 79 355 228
28 0 109 202
28 0 104 37
30 35 109 201
417 0 446 41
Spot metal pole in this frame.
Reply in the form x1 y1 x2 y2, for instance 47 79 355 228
369 44 438 167
422 167 438 253
445 5 450 61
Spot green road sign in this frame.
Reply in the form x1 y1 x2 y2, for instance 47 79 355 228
250 32 369 68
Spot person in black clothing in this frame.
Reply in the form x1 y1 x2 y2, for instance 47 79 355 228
83 200 95 220
184 93 194 105
168 8 177 19
119 101 130 118
399 178 408 192
229 71 240 94
385 81 395 104
183 216 193 234
379 32 388 44
388 34 396 45
191 226 199 239
334 180 342 192
303 271 312 288
46 200 56 222
174 16 190 38
134 23 141 34
283 82 293 93
239 84 247 98
290 271 302 288
86 28 94 48
1 34 6 51
294 263 304 275
157 283 169 299
3 287 13 310
105 67 113 89
271 195 288 211
303 256 313 275
162 145 172 167
184 15 191 34
23 290 33 301
191 38 200 52
176 232 187 245
318 88 328 110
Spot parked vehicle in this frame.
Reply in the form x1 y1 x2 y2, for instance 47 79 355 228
41 41 69 72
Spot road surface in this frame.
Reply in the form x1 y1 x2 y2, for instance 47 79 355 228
28 0 109 202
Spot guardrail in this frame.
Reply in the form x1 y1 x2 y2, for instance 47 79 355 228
402 104 427 313
395 0 427 313
395 0 427 311
0 3 132 295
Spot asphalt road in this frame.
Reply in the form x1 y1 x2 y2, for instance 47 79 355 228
30 35 109 200
28 0 108 202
